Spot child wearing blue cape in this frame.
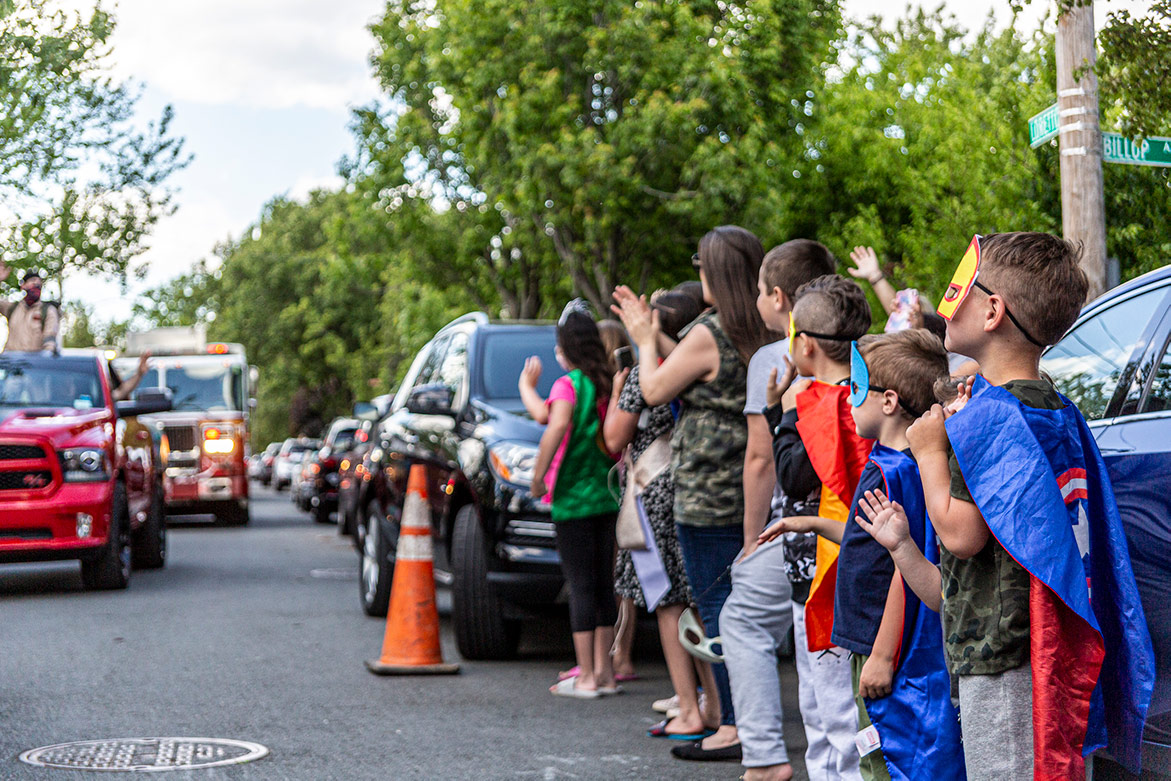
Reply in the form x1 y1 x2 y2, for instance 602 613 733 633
760 329 964 781
863 232 1154 781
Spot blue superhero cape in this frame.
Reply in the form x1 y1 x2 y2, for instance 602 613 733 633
946 377 1154 777
861 444 965 781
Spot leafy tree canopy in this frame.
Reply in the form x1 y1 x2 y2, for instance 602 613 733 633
0 0 189 286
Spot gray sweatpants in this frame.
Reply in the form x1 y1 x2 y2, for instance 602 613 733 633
957 664 1034 779
721 539 794 768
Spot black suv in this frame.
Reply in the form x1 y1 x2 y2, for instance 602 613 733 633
358 313 563 659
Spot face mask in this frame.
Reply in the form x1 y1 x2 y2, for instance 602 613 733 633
24 287 41 305
849 341 870 408
937 235 982 321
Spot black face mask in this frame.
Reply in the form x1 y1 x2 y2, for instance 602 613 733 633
24 287 41 305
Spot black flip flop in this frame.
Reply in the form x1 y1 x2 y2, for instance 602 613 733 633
670 739 743 762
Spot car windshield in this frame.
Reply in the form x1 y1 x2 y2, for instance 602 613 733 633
480 330 562 400
0 355 103 410
163 363 245 411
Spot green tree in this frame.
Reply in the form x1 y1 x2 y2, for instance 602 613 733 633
351 0 841 315
1099 0 1171 140
0 1 189 285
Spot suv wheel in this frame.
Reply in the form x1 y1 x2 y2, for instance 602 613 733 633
312 501 331 525
132 487 167 569
360 500 395 616
452 504 520 660
81 483 132 590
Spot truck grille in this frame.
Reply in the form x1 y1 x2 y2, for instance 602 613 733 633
0 471 52 490
0 444 45 460
164 425 197 453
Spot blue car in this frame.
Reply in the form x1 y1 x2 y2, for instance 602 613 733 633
1040 264 1171 778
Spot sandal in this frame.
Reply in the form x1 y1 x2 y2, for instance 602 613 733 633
557 665 582 682
549 676 600 699
647 718 716 741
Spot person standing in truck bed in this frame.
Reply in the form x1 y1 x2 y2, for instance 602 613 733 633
0 261 59 353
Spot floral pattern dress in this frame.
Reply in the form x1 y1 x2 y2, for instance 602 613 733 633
612 365 692 608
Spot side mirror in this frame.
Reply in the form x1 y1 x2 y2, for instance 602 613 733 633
405 382 456 416
353 401 378 421
117 387 173 418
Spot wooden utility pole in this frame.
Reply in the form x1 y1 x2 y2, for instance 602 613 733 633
1056 1 1108 299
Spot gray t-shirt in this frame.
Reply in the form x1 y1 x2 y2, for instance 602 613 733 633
745 340 790 526
743 339 790 416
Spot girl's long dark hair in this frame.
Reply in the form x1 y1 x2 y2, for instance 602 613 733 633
698 225 772 365
558 311 613 399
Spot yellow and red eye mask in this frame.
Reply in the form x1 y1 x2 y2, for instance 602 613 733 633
937 235 982 321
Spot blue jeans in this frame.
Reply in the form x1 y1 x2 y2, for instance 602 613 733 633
675 522 743 727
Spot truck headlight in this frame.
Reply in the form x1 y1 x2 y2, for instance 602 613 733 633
59 448 109 482
488 442 537 486
202 425 236 455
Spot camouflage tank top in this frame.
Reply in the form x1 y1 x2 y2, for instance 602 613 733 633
670 311 748 527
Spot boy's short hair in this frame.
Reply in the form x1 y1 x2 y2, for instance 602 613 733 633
792 274 871 363
762 239 837 300
980 232 1089 346
858 329 949 418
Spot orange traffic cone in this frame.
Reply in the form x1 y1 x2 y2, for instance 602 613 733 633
365 464 460 675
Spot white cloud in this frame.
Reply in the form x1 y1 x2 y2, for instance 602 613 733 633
68 0 385 110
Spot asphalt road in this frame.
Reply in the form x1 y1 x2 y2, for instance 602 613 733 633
0 486 809 780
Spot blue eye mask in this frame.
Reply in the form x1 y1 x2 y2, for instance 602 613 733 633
849 341 869 408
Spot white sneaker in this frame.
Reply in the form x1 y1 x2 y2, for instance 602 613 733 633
652 695 678 714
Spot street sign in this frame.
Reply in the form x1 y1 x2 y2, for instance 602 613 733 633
1029 103 1059 148
1102 132 1171 168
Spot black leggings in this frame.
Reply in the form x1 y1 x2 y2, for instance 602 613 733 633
554 513 620 633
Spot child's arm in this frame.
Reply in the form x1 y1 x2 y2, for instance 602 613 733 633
848 246 898 315
518 356 549 424
907 406 989 559
603 369 637 454
530 399 572 499
855 489 942 611
859 573 903 700
758 514 843 546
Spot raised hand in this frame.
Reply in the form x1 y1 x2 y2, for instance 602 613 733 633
848 246 882 283
610 285 659 346
943 375 975 417
855 489 911 554
519 356 542 390
906 404 949 459
765 355 796 408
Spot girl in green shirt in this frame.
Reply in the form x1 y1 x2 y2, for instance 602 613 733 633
521 304 621 698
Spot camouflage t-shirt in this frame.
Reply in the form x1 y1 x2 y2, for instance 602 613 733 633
940 378 1065 676
670 311 748 527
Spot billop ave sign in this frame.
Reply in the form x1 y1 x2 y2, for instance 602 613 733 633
1028 100 1171 169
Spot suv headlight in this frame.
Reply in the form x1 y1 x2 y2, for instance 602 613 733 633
488 442 537 486
59 448 110 482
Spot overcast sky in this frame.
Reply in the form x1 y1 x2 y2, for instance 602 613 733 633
60 0 1145 325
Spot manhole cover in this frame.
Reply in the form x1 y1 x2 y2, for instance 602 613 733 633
19 738 269 772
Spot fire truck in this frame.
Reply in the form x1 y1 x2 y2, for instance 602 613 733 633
115 326 257 525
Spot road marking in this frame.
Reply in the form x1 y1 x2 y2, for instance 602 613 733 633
309 568 358 580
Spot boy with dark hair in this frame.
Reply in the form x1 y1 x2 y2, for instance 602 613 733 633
891 232 1154 779
731 272 872 781
712 242 839 778
762 329 965 781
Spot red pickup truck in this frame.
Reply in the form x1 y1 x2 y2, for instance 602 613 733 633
0 350 171 589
